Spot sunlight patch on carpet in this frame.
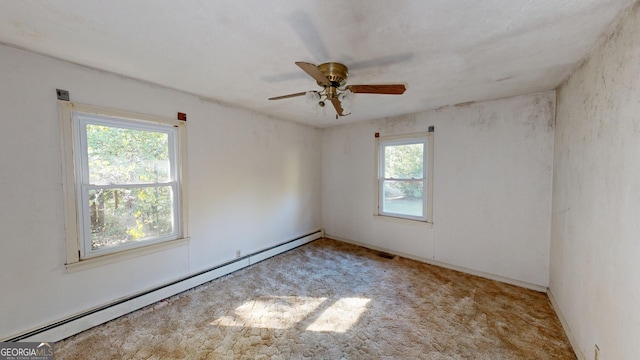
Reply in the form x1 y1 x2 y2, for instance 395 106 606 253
306 297 371 333
210 296 326 329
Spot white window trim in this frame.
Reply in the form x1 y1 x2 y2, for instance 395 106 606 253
58 101 190 272
374 132 434 224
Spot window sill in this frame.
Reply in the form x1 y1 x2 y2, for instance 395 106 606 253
373 214 433 228
65 237 190 273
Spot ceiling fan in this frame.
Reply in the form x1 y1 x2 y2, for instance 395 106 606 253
268 62 406 118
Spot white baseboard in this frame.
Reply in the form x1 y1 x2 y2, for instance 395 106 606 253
547 289 585 360
326 234 548 292
7 230 322 343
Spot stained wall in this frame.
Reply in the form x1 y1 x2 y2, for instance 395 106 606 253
550 2 640 359
0 44 322 339
323 92 556 288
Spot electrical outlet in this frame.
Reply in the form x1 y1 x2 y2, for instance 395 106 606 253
236 250 241 258
594 344 600 360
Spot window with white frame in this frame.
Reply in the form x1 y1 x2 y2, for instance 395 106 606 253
59 102 188 269
377 133 433 222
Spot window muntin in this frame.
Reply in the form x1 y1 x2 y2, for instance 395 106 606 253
378 135 430 222
74 113 181 258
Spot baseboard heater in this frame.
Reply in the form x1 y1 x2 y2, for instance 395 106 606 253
5 229 323 343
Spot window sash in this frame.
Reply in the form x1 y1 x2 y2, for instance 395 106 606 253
378 136 429 222
75 114 178 185
380 180 426 220
73 112 182 258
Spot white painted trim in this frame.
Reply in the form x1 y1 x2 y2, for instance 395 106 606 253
427 131 434 221
65 238 190 273
6 230 322 343
547 289 585 360
58 101 81 264
372 214 433 228
327 234 547 292
70 102 185 127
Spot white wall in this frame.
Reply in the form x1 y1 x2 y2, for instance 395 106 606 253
550 2 640 359
323 92 555 288
0 44 322 340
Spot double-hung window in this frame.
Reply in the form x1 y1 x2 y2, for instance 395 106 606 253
59 102 188 269
377 133 433 222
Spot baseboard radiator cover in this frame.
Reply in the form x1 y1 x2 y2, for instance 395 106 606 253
5 229 323 343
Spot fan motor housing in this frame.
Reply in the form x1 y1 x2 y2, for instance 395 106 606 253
317 62 348 87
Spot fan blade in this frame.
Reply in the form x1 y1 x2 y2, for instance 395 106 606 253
268 92 307 100
295 62 331 85
347 84 406 95
330 97 344 116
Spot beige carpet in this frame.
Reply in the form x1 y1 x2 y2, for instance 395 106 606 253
55 238 575 359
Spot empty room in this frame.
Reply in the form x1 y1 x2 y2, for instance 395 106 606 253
1 1 639 359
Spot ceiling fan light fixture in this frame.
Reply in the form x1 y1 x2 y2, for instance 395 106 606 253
270 62 406 118
306 90 327 116
305 91 320 105
314 100 326 116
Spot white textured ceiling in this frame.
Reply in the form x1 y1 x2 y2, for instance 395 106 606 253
0 0 635 127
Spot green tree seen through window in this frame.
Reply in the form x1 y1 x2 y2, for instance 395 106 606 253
86 124 173 250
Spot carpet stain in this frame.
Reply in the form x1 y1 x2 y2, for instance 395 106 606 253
55 238 576 359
